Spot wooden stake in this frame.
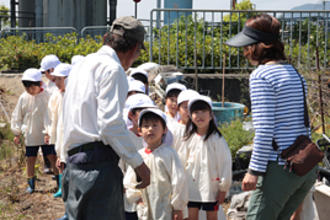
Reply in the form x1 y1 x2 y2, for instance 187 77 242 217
222 54 226 107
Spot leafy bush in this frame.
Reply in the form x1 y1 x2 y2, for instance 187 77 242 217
219 119 254 158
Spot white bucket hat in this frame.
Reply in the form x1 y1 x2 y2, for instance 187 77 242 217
177 89 199 106
39 54 61 72
165 82 187 96
129 68 148 79
188 95 212 115
22 68 42 82
138 108 167 127
71 55 85 66
137 62 160 72
51 63 72 77
128 80 145 94
125 93 155 113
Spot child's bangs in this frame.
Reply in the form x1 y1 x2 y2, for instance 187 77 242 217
139 112 166 129
190 100 211 113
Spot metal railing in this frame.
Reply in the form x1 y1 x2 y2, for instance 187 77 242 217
149 9 330 71
0 26 78 43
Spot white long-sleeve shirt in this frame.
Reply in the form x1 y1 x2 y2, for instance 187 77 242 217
184 133 232 202
47 89 62 145
62 45 143 168
11 90 50 146
124 143 188 220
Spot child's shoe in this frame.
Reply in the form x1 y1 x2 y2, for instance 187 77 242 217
53 174 62 198
26 176 36 194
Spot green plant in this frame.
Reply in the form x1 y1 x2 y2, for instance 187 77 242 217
219 119 254 158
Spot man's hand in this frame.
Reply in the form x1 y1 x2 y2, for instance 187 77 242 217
44 134 50 145
13 135 20 145
241 173 258 191
134 162 150 189
172 210 183 220
216 191 227 206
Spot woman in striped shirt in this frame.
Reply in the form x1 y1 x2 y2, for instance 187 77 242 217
226 14 318 220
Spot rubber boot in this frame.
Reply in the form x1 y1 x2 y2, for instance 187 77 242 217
57 213 68 220
26 176 35 194
53 174 62 198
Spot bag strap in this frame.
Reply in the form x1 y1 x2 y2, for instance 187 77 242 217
272 66 310 151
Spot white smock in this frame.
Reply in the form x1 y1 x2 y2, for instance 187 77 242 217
124 143 188 220
119 131 144 213
167 119 188 165
43 78 57 95
54 92 66 163
184 133 232 202
47 89 62 145
11 90 50 146
62 45 143 168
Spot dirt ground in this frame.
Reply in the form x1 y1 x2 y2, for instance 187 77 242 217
0 74 233 219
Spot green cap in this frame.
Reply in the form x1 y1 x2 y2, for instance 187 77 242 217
110 16 146 50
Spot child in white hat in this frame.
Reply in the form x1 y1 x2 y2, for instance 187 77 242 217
183 95 232 220
127 80 146 98
39 54 61 95
124 108 188 220
121 93 155 219
11 68 58 194
44 63 71 198
164 82 187 124
130 68 149 94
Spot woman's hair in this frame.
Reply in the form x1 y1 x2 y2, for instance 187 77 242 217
243 14 286 65
184 100 222 141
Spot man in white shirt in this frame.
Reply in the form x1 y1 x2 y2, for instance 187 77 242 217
61 16 150 220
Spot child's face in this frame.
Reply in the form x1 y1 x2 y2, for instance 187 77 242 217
165 96 178 116
191 109 212 130
178 101 189 124
44 69 55 82
139 118 166 148
54 76 65 91
25 85 42 96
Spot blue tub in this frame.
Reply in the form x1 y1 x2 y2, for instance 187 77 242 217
212 102 245 125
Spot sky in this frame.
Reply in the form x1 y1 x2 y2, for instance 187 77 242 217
0 0 323 19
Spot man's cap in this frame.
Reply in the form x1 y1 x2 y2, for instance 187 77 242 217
177 89 199 106
137 62 160 73
39 54 61 71
129 68 148 79
125 93 155 113
188 95 212 115
110 16 146 50
138 108 167 127
22 68 42 82
225 26 280 48
165 82 187 96
128 80 145 94
71 55 85 66
51 63 72 77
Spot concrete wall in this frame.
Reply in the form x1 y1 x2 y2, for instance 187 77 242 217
43 0 107 31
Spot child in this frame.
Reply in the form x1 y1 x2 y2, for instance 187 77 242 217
45 63 71 198
129 68 149 94
168 89 199 165
39 54 61 95
184 95 232 220
124 108 188 220
164 82 187 122
121 94 156 220
127 79 146 98
11 68 58 193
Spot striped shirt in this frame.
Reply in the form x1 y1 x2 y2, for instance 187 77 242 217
249 64 309 173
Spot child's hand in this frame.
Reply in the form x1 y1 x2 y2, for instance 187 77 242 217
216 191 227 206
44 134 50 144
172 210 183 220
56 158 66 172
13 135 20 145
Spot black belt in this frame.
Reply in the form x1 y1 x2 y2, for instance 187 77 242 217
68 142 101 156
68 141 120 165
